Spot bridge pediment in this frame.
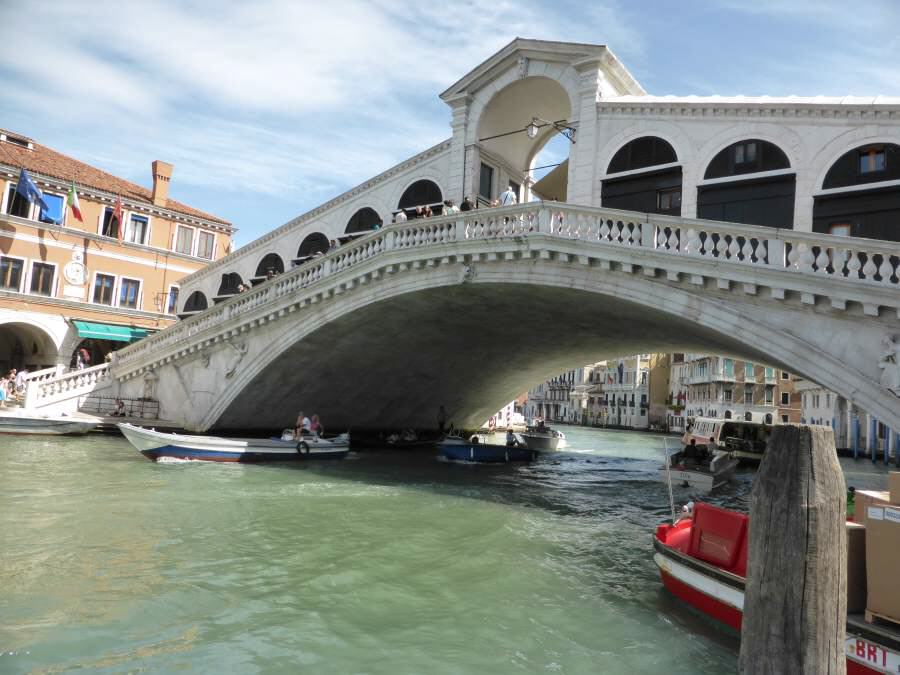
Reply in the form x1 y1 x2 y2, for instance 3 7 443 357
439 38 645 103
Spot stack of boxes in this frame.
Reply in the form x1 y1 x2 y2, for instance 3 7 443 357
854 472 900 622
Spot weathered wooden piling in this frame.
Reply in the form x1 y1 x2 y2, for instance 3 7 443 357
739 425 846 675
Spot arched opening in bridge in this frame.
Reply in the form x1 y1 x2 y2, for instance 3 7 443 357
602 136 682 215
254 253 285 280
181 290 208 316
297 233 329 259
813 142 900 241
398 181 443 218
477 76 573 204
345 207 382 233
698 139 795 228
217 272 245 298
0 321 58 372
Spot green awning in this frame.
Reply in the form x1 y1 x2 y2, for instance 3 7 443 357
73 321 149 343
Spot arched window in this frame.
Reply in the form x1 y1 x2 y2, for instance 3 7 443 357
744 411 753 422
724 410 732 420
602 136 681 215
764 413 773 425
698 139 794 228
398 180 442 211
814 143 900 241
255 253 284 277
607 136 677 174
345 207 381 234
297 233 329 258
217 272 244 296
703 139 790 179
183 291 208 313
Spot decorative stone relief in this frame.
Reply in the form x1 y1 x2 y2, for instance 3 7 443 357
517 56 528 79
143 368 159 400
224 342 249 379
461 264 477 283
878 335 900 397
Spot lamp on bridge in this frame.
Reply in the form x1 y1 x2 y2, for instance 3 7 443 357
479 117 577 144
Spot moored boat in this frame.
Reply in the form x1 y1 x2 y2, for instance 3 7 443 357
119 423 350 462
660 444 739 491
0 410 97 435
684 417 772 465
654 502 900 674
439 435 537 463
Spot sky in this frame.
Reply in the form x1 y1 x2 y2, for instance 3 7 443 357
1 0 898 246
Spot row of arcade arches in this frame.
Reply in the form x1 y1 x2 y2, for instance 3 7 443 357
180 180 446 316
601 136 900 240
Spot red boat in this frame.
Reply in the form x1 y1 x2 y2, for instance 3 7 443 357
654 502 900 674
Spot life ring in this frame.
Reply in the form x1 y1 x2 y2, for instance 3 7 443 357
297 441 310 455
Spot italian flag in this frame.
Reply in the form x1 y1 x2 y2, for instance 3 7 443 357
67 182 83 222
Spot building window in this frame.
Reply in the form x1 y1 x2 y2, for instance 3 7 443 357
5 186 30 218
724 359 734 378
744 386 753 404
101 207 122 238
765 387 774 405
734 141 758 165
92 273 116 305
0 256 24 291
29 262 55 296
39 193 64 225
119 277 141 309
657 188 681 211
125 214 149 245
196 231 215 259
780 371 789 380
781 415 789 424
764 367 774 380
175 225 194 255
858 147 886 174
781 392 790 405
167 286 179 314
723 388 732 403
829 223 851 237
479 163 494 201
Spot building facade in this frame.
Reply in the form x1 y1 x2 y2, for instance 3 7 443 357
0 129 233 373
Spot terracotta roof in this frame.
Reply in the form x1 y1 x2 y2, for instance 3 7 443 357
0 132 231 227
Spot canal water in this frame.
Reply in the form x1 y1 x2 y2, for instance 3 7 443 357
0 427 890 674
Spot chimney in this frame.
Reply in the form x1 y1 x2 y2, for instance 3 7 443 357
151 160 174 207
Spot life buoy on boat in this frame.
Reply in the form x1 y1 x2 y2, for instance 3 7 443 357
297 441 310 454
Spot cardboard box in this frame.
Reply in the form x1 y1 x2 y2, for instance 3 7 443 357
846 522 867 614
855 489 891 528
865 504 900 621
889 472 900 505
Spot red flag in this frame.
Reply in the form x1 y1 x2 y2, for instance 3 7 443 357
112 196 124 241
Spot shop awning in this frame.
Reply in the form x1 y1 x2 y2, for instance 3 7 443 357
72 321 149 343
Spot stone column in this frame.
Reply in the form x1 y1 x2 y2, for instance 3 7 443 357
566 59 602 205
445 93 472 202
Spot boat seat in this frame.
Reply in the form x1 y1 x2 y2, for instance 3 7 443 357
687 503 748 574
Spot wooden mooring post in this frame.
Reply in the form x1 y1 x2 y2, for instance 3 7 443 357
739 425 846 675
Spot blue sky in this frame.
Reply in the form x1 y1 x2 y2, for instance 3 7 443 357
1 0 897 246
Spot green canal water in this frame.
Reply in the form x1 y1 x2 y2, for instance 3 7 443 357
0 427 890 674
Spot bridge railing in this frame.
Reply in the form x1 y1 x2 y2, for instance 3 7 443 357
23 363 112 409
112 202 899 373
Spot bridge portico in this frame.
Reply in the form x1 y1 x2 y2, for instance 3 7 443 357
106 203 900 433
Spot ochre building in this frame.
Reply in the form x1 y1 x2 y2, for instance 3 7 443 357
0 129 233 372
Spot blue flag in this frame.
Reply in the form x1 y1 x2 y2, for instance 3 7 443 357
16 168 49 212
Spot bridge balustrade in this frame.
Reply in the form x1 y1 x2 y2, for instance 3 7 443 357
110 202 900 378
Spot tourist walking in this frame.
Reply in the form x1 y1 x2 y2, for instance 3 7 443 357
500 184 518 206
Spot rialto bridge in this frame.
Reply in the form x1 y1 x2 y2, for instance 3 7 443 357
21 38 900 433
92 203 898 432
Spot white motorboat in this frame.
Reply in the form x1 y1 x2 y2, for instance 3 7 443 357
0 410 97 435
119 423 350 462
519 424 566 451
660 444 739 491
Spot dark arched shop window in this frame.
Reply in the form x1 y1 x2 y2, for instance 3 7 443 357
183 291 208 313
398 180 442 212
345 207 381 233
698 139 794 228
297 232 329 257
602 136 682 216
607 136 677 174
217 272 244 296
255 253 284 277
814 143 900 241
